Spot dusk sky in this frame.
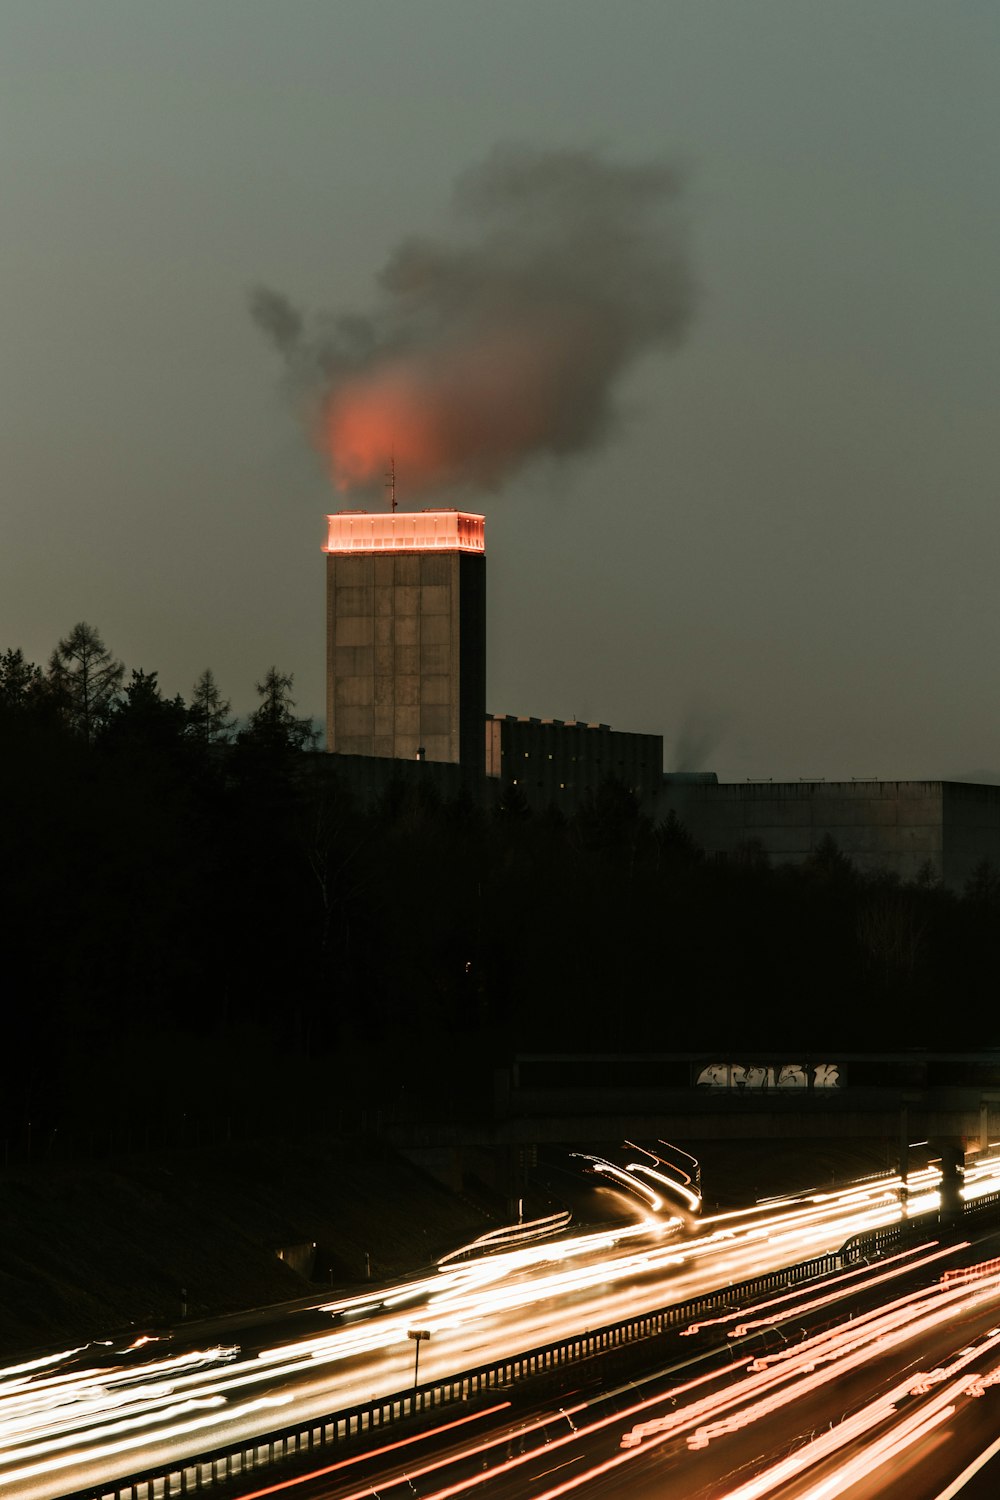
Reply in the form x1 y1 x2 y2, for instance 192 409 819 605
3 2 998 782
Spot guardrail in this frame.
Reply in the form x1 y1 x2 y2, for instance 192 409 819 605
964 1188 1000 1222
839 1209 938 1264
61 1186 1000 1500
62 1250 842 1500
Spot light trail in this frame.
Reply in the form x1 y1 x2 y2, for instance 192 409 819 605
6 1151 1000 1500
407 1258 1000 1500
522 1265 1000 1500
224 1402 514 1500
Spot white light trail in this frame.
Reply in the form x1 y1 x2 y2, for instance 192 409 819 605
6 1152 1000 1500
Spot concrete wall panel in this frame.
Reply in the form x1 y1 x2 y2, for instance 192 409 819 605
420 585 450 616
420 555 451 586
335 617 374 649
333 646 373 677
421 706 450 736
420 613 451 645
334 585 374 617
334 676 373 708
337 705 373 738
420 644 449 673
421 675 451 705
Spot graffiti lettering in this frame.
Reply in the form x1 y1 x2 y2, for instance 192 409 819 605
695 1063 840 1091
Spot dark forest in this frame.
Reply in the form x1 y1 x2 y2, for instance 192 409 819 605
3 627 999 1158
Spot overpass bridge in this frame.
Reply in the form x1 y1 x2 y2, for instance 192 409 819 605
388 1051 1000 1198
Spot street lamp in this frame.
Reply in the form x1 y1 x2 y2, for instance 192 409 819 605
407 1328 431 1389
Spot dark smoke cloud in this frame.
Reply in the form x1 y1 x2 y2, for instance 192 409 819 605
251 143 694 498
248 287 302 355
671 703 727 773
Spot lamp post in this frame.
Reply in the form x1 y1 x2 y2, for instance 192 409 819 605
408 1328 430 1389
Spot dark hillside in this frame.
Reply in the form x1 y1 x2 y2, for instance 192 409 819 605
0 1135 495 1360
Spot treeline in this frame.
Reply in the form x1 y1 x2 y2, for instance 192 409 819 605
2 625 999 1147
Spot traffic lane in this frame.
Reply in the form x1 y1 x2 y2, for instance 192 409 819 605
220 1257 1000 1500
0 1249 947 1500
394 1277 1000 1499
623 1301 1000 1500
0 1195 964 1500
840 1387 1000 1500
935 1410 1000 1500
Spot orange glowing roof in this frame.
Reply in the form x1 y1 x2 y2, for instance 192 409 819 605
323 509 485 555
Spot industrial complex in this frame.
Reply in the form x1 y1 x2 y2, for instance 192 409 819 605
323 507 1000 889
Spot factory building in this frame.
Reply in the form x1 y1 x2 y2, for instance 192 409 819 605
324 509 486 770
321 510 1000 890
661 777 1000 890
485 714 664 815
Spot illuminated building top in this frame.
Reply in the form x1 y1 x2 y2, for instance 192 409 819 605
323 509 485 555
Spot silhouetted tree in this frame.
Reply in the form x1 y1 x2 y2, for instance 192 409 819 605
240 667 315 753
49 623 124 744
0 648 43 711
803 833 857 886
100 668 189 755
655 809 703 872
188 668 234 745
964 858 1000 913
493 779 530 820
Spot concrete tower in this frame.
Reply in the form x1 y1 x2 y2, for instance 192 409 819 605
324 509 486 768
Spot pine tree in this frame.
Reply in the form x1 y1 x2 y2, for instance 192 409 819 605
242 667 315 752
188 668 235 744
0 648 45 712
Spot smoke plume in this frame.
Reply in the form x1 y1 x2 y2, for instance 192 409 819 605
251 144 694 498
671 702 727 773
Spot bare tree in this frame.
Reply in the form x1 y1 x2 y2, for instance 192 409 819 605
48 623 124 744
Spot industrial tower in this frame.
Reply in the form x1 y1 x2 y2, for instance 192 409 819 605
323 509 486 769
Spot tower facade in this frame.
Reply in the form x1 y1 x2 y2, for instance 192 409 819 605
324 509 486 768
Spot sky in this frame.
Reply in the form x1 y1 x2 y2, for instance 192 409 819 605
2 1 998 782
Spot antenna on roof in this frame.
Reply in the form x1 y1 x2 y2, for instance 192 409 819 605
385 451 397 512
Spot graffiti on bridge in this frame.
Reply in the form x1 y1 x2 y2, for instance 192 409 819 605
695 1063 841 1091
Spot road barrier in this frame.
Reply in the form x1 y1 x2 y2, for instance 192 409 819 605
839 1209 938 1264
60 1187 1000 1500
60 1249 842 1500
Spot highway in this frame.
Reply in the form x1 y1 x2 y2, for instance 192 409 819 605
220 1244 1000 1500
4 1150 1000 1500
